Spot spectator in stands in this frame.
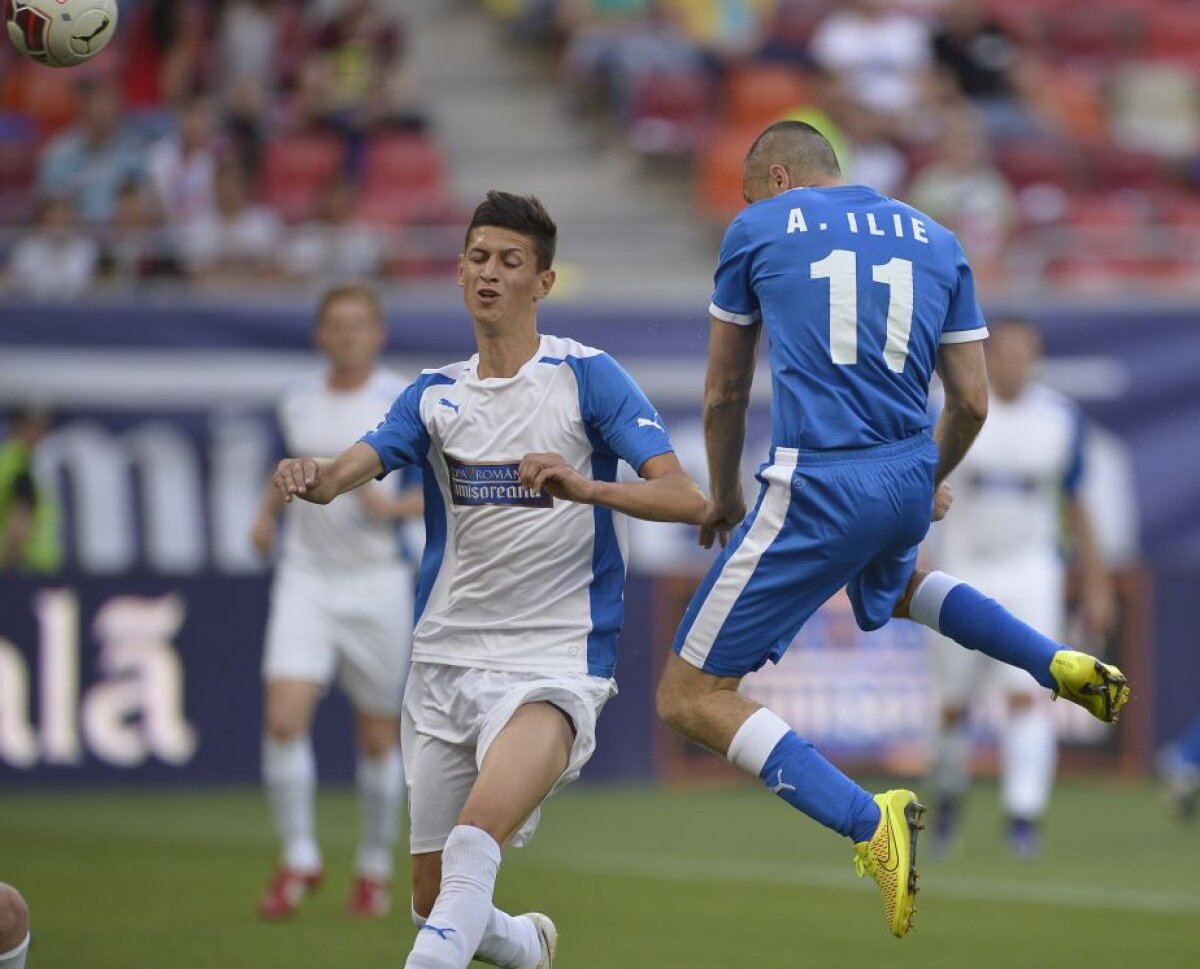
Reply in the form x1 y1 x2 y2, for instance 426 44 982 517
297 0 424 143
36 78 145 224
0 408 62 576
146 93 225 233
282 176 387 282
179 158 282 284
908 110 1016 285
2 196 99 301
931 0 1045 143
604 3 708 122
122 0 210 109
102 178 180 285
216 0 308 173
808 0 934 138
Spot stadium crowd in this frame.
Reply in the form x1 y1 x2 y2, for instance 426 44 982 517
5 0 1200 297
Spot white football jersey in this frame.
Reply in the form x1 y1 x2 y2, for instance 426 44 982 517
939 383 1084 571
361 334 674 677
278 369 411 572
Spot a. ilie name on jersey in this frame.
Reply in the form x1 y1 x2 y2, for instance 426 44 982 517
445 456 552 508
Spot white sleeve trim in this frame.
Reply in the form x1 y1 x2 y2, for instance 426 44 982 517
709 302 761 326
940 326 989 344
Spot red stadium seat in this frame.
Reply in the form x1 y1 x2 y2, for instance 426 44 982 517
723 64 814 131
996 141 1085 190
357 133 451 224
0 127 37 223
626 70 712 157
260 133 347 223
1145 7 1200 66
1090 148 1167 192
695 124 757 220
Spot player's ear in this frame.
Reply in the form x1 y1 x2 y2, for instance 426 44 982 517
456 254 466 287
534 269 556 301
768 163 791 195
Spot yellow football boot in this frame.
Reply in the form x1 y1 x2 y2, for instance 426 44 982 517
853 789 925 939
1049 650 1130 723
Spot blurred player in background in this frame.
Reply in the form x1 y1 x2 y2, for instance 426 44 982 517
273 191 707 969
927 317 1114 859
1158 715 1200 820
653 121 1129 940
0 883 29 969
0 407 61 575
252 283 422 919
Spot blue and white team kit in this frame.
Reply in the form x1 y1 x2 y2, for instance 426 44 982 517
360 334 674 850
675 184 989 677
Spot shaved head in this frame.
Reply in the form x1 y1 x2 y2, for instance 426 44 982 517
742 121 842 203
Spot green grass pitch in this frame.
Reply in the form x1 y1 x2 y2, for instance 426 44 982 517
3 778 1196 968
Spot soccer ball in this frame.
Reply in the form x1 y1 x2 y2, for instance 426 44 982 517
5 0 118 68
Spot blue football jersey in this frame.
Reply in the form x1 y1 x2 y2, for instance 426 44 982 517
711 185 987 450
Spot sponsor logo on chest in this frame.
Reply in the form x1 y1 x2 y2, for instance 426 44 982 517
445 456 553 508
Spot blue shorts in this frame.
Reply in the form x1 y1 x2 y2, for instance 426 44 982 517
673 434 938 678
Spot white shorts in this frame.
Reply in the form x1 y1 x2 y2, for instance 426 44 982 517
262 564 414 716
402 660 617 854
932 556 1065 706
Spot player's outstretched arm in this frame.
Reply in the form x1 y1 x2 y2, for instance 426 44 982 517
272 442 384 506
933 340 988 485
518 451 707 524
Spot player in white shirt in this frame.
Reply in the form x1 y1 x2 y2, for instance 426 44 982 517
928 318 1114 857
272 192 707 969
252 284 423 919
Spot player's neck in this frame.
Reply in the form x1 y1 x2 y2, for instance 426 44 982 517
326 366 374 391
474 326 541 379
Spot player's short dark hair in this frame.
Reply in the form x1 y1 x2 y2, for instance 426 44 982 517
745 120 842 180
315 282 384 328
465 191 557 271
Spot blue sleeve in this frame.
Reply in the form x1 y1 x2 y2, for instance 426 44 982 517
1063 410 1087 496
359 379 433 474
568 354 674 473
710 217 761 326
941 239 988 341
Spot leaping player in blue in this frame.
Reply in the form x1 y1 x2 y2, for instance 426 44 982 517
651 122 1132 938
272 191 707 969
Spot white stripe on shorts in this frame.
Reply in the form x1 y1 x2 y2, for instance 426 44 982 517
680 449 798 670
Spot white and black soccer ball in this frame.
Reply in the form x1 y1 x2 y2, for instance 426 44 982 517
5 0 118 68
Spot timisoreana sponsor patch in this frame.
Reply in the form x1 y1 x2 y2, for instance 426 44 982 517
445 456 553 508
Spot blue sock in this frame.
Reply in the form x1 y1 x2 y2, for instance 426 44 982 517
1178 716 1200 767
760 731 880 843
938 584 1059 690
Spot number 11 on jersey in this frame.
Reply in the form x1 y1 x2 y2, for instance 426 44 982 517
811 250 914 373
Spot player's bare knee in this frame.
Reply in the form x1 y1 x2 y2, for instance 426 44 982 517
264 713 305 742
356 718 398 760
0 884 29 950
892 568 930 620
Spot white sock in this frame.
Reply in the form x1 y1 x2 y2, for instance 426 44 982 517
404 825 501 969
262 736 321 873
1002 702 1057 819
908 571 962 632
414 891 541 969
0 933 30 969
727 708 790 775
356 748 405 881
931 722 972 800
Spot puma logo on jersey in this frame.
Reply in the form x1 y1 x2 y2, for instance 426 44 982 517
636 416 665 431
421 924 457 941
768 769 796 795
438 398 461 415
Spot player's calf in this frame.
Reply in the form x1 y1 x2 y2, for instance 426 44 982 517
0 884 30 969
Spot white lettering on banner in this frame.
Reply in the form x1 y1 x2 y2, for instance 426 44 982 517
0 641 38 767
34 414 274 576
0 590 198 769
38 589 81 763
